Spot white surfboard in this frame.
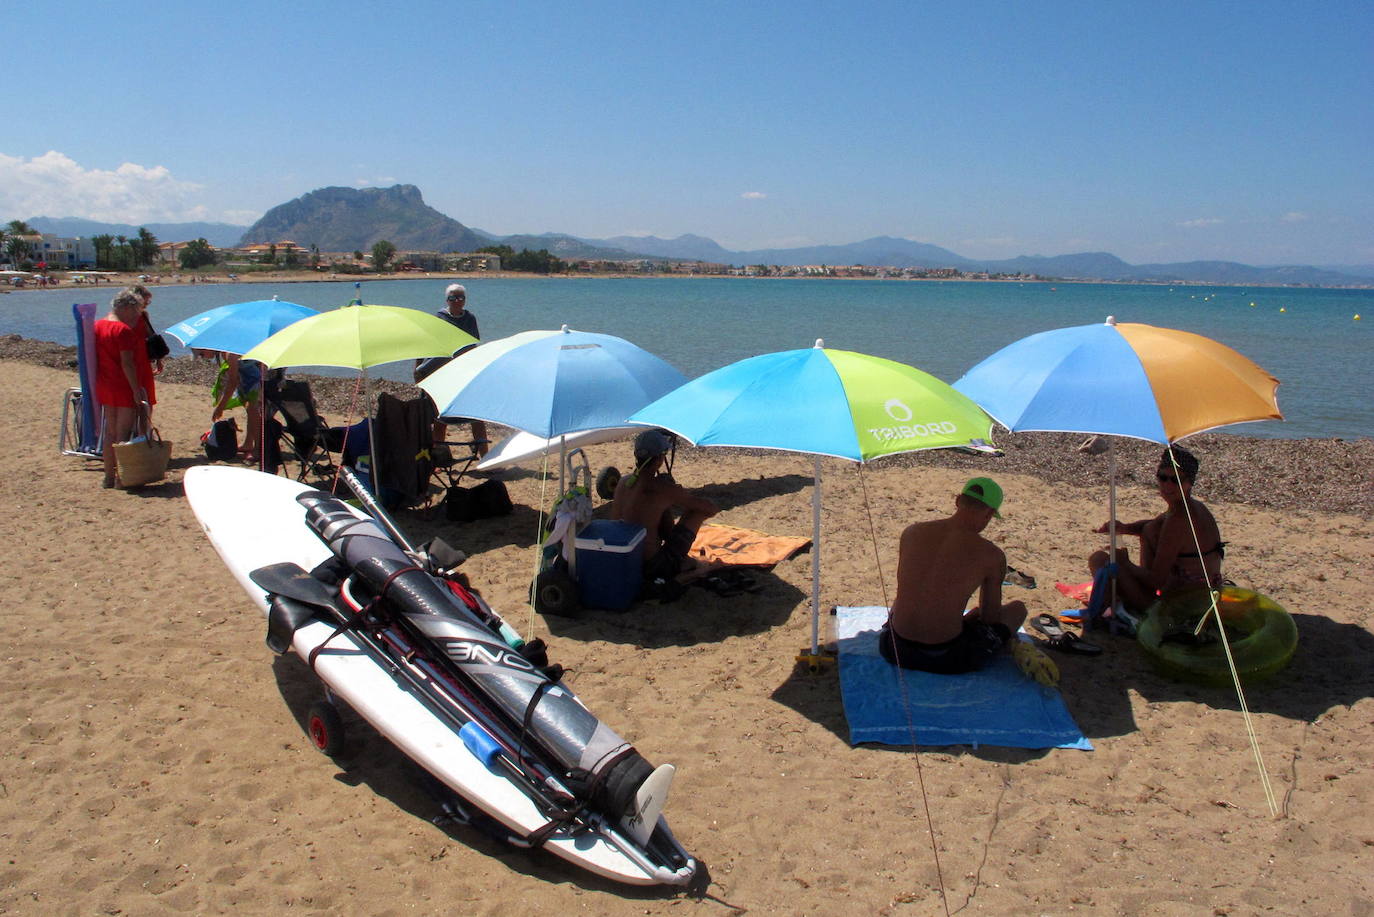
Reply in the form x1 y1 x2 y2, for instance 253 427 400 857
476 426 635 471
184 466 692 886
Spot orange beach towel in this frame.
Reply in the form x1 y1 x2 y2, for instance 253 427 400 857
689 524 812 568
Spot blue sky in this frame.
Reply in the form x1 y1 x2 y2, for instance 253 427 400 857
8 0 1371 265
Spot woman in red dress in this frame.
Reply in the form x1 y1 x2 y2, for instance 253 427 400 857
94 290 155 488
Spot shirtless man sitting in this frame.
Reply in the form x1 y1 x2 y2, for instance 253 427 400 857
610 429 718 592
880 477 1031 675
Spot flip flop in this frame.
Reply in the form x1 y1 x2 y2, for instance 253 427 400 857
1030 614 1065 639
1005 566 1038 589
694 575 742 598
1045 631 1103 656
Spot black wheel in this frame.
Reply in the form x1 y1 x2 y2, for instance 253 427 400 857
595 466 621 501
534 567 582 617
307 700 346 757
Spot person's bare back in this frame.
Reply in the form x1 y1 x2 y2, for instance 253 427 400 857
889 516 1005 643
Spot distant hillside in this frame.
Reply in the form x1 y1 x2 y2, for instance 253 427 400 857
239 185 483 252
26 216 247 248
495 233 667 262
600 234 735 262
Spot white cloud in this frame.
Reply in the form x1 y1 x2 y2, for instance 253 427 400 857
0 151 210 222
1178 217 1223 228
740 191 767 200
1280 211 1309 223
354 176 397 187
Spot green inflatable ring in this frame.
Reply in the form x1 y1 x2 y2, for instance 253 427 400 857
1137 586 1298 686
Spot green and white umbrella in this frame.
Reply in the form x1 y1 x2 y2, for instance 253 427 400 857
631 340 995 661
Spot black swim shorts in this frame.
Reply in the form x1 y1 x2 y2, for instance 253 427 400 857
644 520 696 585
878 619 1011 674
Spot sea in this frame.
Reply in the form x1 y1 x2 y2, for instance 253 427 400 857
4 277 1370 440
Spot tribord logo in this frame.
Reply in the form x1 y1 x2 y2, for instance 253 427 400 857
868 398 959 441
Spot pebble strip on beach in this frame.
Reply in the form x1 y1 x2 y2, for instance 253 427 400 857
10 334 1370 517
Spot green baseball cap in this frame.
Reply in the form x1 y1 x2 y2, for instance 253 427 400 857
960 476 1003 517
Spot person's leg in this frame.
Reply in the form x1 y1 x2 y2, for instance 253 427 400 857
241 399 262 460
988 599 1028 635
1090 546 1155 611
102 406 136 487
470 420 489 457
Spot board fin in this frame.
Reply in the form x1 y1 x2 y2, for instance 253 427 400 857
622 763 674 847
249 561 338 611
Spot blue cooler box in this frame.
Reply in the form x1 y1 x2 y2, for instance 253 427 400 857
575 520 647 610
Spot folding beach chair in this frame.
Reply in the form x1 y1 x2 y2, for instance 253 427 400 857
266 378 336 482
60 303 102 458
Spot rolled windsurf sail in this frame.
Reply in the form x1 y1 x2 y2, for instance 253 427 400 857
297 491 652 820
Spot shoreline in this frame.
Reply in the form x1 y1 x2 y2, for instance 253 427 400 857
6 268 1370 292
7 337 1371 517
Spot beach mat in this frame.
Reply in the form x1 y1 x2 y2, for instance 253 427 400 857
836 607 1092 751
689 523 811 568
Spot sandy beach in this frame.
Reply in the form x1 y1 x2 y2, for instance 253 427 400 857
3 354 1372 915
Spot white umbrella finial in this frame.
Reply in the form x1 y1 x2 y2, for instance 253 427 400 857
561 324 571 334
1105 315 1117 325
814 338 825 349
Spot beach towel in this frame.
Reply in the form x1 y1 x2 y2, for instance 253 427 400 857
835 606 1092 750
688 524 811 568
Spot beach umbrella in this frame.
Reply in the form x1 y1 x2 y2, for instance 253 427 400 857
242 301 478 494
418 325 687 439
953 315 1281 579
242 302 476 371
953 316 1281 444
163 296 318 355
630 340 995 662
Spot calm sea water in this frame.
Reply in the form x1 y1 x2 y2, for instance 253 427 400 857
4 277 1370 439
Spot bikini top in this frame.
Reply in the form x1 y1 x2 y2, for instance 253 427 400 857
1176 541 1226 560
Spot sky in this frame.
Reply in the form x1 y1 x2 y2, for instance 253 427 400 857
7 0 1372 266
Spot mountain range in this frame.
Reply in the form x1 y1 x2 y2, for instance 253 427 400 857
26 185 1373 286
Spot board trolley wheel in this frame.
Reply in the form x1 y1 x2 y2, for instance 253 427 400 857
307 700 346 757
534 567 582 617
595 466 621 501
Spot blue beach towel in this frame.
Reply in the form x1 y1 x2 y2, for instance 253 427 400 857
836 606 1092 750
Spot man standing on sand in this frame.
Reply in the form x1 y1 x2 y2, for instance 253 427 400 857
880 477 1056 684
414 283 488 455
610 429 718 595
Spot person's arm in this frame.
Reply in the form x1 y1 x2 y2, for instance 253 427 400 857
974 548 1007 619
1095 516 1154 536
212 355 240 421
666 481 718 519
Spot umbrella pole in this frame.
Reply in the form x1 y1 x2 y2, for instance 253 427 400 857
810 455 823 658
365 371 380 504
1107 439 1119 613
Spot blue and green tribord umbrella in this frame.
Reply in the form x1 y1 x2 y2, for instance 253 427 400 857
630 340 994 663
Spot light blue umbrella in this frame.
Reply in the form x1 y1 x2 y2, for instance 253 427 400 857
629 340 993 662
163 296 318 355
418 325 688 439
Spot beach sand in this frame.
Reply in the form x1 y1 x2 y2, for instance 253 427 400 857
3 358 1371 915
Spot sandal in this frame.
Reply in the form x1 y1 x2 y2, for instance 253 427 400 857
1031 614 1102 655
695 574 743 598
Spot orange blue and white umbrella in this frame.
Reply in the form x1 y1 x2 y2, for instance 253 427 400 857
952 316 1281 444
954 315 1282 617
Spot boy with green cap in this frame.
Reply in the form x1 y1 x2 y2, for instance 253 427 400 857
881 476 1056 685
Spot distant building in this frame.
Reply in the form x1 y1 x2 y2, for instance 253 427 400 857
9 233 96 268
